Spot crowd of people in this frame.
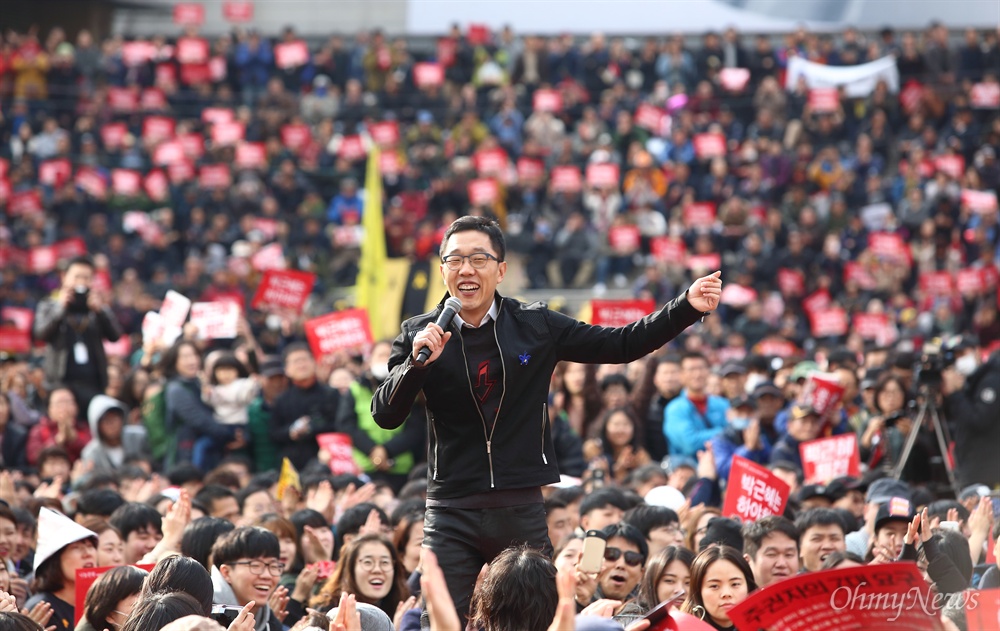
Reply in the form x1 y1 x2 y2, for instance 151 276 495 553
0 16 998 631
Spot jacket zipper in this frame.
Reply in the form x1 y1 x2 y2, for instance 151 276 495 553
458 302 505 489
541 403 548 464
429 410 439 480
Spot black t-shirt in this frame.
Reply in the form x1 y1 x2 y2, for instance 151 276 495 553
460 320 502 435
25 592 74 631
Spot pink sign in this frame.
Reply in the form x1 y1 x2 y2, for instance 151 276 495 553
590 299 656 328
251 270 316 313
190 301 240 340
722 455 789 522
800 434 861 484
316 433 361 476
305 309 374 357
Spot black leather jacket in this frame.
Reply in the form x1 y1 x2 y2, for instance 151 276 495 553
372 292 702 499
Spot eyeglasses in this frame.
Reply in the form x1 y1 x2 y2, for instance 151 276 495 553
441 253 501 270
357 557 394 572
229 560 285 576
604 547 645 567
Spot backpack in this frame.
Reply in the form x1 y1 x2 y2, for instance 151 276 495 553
142 387 170 462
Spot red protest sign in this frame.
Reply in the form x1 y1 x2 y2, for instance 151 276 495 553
142 116 175 143
467 24 491 46
962 189 999 213
756 338 798 358
158 290 192 329
590 299 655 328
693 133 726 159
808 87 840 112
337 135 367 162
608 225 641 253
967 589 1000 631
111 169 142 197
810 307 848 338
634 103 666 132
0 326 30 354
970 82 1000 109
235 142 267 170
804 372 845 417
516 158 544 183
550 166 582 193
8 190 43 217
173 3 204 25
168 159 196 185
211 121 245 146
153 140 185 166
1 306 33 332
222 1 254 21
178 132 205 159
316 433 361 475
107 87 138 112
190 301 240 340
75 168 107 199
650 236 686 263
467 179 499 207
144 170 169 201
853 312 890 340
100 122 128 150
202 107 234 125
142 87 168 109
473 148 509 177
956 268 986 295
844 261 878 290
800 434 860 484
586 163 620 189
532 89 562 113
251 269 316 314
720 284 758 308
413 62 444 88
122 41 156 67
868 232 909 262
274 41 309 69
719 67 751 91
687 253 721 272
723 455 789 522
933 154 965 179
281 123 312 153
777 268 806 296
251 243 286 271
682 202 717 229
39 159 72 188
727 563 942 631
176 37 209 64
305 309 373 358
76 565 155 625
919 271 954 297
199 164 232 189
368 121 400 148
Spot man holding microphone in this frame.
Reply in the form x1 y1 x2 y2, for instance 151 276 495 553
372 215 722 622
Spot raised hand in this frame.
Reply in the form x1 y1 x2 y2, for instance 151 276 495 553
686 271 722 313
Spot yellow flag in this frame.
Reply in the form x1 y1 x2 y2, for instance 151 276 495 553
357 146 387 340
276 457 301 500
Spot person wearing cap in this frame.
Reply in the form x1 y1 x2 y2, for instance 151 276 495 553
768 405 822 471
718 363 746 401
246 357 288 474
827 476 866 519
750 382 784 446
665 352 730 458
25 508 98 631
942 340 1000 489
792 484 837 511
79 395 145 475
711 396 771 481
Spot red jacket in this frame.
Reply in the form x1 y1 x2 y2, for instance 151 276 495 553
26 417 91 465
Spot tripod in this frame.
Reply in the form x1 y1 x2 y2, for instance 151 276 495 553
891 383 960 498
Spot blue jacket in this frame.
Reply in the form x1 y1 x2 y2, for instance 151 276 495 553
711 428 772 481
769 434 804 470
664 391 729 457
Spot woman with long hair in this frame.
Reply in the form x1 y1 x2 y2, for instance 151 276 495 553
552 362 604 439
616 545 695 627
76 565 146 631
391 508 424 575
681 544 757 631
683 506 721 552
583 407 652 484
310 534 410 622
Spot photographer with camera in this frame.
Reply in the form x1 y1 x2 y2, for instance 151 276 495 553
942 339 1000 489
33 256 123 412
858 374 933 483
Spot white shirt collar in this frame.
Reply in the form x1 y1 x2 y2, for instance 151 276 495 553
453 298 498 329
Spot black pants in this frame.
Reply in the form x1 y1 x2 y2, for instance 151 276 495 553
422 502 553 625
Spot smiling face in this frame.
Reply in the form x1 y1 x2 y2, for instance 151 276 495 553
0 517 16 561
598 536 644 601
439 230 506 326
223 557 280 609
605 412 634 449
354 541 395 603
124 525 162 565
747 532 799 587
701 559 749 628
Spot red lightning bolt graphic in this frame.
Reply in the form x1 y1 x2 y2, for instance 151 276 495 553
474 360 496 404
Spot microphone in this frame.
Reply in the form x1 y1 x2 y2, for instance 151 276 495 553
415 297 463 365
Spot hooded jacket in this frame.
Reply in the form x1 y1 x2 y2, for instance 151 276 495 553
80 395 146 473
211 565 282 631
372 291 702 500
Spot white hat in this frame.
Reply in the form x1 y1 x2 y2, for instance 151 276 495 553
33 507 98 573
643 485 687 511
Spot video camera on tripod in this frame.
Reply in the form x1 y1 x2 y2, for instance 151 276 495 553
914 338 958 388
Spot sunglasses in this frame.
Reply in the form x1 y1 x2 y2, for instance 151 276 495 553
604 547 645 567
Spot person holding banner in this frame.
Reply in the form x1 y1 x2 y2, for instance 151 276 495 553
372 215 721 624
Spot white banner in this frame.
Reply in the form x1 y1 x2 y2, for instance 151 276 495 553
785 55 899 98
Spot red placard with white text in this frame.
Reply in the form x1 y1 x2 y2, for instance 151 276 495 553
719 67 751 91
368 121 400 147
153 140 185 166
176 37 209 64
222 1 254 21
808 87 840 112
211 121 245 146
633 103 666 132
608 224 640 253
39 159 72 188
111 169 142 197
160 290 192 328
305 309 373 358
100 123 128 150
683 202 717 228
413 62 444 88
235 143 267 170
516 158 544 183
532 89 562 113
75 169 107 199
810 307 848 338
933 154 965 179
190 301 240 340
144 170 169 201
586 163 620 189
962 189 999 213
107 87 138 112
251 270 316 314
473 148 509 177
966 589 1000 631
0 326 30 354
650 236 686 263
800 434 861 484
199 164 232 189
727 563 943 631
590 299 655 328
122 41 156 67
251 243 286 272
8 190 43 217
919 271 954 297
173 3 204 25
1 307 33 332
315 433 361 475
550 166 582 193
202 107 234 125
720 284 758 308
777 268 806 296
723 455 789 522
275 41 309 69
867 232 910 263
281 124 312 153
970 82 1000 109
693 133 726 159
756 338 799 358
467 179 499 207
143 116 175 144
803 371 846 418
853 312 890 340
178 133 205 160
687 253 721 272
956 268 986 295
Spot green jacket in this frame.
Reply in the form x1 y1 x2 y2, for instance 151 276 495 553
338 378 424 475
248 396 281 472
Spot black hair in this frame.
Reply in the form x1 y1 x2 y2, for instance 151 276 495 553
439 215 506 262
682 545 758 619
109 502 163 540
117 465 150 485
543 497 568 516
549 486 586 507
159 340 202 380
0 612 46 631
282 342 313 364
928 500 970 524
209 352 250 384
76 489 126 518
83 565 147 629
203 468 241 490
627 464 668 489
992 520 1000 542
469 546 556 631
194 485 237 513
166 463 204 486
623 504 680 539
398 479 427 501
680 351 709 367
236 484 273 512
142 554 215 615
636 546 695 610
0 504 16 527
820 551 865 570
579 487 630 517
120 591 203 631
210 526 281 568
36 446 71 470
599 373 632 393
290 508 329 536
794 508 847 538
66 255 96 271
741 515 800 561
180 517 237 571
390 498 427 526
335 502 388 555
600 522 649 560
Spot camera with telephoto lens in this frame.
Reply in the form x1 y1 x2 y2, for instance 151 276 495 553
69 285 90 312
882 409 908 428
915 339 956 387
